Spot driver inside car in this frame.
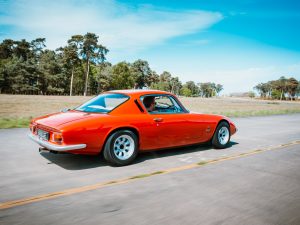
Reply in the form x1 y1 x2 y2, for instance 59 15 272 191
143 96 157 112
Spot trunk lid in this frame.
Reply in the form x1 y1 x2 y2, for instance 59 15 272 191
34 110 104 128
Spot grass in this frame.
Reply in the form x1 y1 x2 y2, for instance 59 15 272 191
1 94 300 128
130 171 165 180
0 117 32 128
218 109 300 117
197 161 208 166
104 181 117 185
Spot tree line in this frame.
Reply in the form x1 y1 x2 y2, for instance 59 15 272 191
254 76 300 100
0 33 223 97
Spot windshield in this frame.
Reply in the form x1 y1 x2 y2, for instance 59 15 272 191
75 93 129 113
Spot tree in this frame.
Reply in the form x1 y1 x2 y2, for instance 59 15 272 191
248 91 255 98
30 38 46 57
1 36 236 97
151 71 173 92
185 81 199 96
198 82 218 97
286 77 299 100
58 43 81 96
0 39 14 59
271 89 281 100
297 81 300 98
160 71 173 91
111 62 134 89
95 62 112 93
254 76 299 100
67 33 108 96
130 59 151 89
80 33 108 96
147 70 159 88
254 83 269 98
160 71 172 83
0 39 15 93
170 77 182 95
215 84 223 96
13 39 31 61
265 81 273 99
0 39 41 94
276 76 288 100
38 50 65 95
2 56 39 94
180 86 192 97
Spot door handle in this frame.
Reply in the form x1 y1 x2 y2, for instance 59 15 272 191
153 118 163 122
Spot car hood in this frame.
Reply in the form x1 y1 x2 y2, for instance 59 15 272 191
34 110 103 128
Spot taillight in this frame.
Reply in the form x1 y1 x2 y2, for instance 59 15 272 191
30 123 37 134
52 132 63 144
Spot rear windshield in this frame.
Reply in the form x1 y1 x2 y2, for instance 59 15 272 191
75 93 129 113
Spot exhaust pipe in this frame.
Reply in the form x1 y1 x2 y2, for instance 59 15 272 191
39 147 59 154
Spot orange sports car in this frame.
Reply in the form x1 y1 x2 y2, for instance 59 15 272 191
28 90 237 166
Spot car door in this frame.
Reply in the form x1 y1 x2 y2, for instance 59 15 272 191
141 94 201 149
150 113 189 148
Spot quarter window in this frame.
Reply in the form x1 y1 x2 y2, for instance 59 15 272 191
76 93 129 113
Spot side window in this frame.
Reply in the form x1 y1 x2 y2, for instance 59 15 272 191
141 95 184 114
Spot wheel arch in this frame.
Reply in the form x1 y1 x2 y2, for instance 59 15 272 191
212 119 230 138
218 119 230 127
101 126 140 152
211 119 231 148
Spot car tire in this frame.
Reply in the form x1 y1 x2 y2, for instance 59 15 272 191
103 130 138 166
212 121 231 149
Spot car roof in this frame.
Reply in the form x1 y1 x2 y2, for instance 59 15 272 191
106 89 171 97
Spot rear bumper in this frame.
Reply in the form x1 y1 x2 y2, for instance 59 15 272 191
28 133 86 151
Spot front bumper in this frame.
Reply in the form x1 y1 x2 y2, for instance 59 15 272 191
28 133 86 151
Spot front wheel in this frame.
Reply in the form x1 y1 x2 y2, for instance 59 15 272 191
103 130 138 166
212 121 231 149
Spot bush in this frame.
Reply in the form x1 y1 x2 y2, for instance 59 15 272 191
248 91 255 98
271 90 281 100
180 87 192 97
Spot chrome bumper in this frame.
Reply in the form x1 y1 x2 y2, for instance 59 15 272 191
28 133 86 151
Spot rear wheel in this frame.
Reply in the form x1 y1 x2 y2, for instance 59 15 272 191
103 130 138 166
212 121 230 149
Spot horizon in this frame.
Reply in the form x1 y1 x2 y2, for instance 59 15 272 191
1 0 300 94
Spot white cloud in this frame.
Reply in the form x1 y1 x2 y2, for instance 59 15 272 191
1 0 223 53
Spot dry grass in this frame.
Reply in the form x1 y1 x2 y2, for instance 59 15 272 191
0 94 300 128
0 95 90 118
181 97 300 117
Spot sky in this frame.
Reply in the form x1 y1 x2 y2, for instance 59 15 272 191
0 0 300 94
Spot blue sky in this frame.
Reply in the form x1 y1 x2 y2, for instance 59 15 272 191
1 0 300 94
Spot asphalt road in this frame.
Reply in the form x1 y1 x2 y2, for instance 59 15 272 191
1 114 300 225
